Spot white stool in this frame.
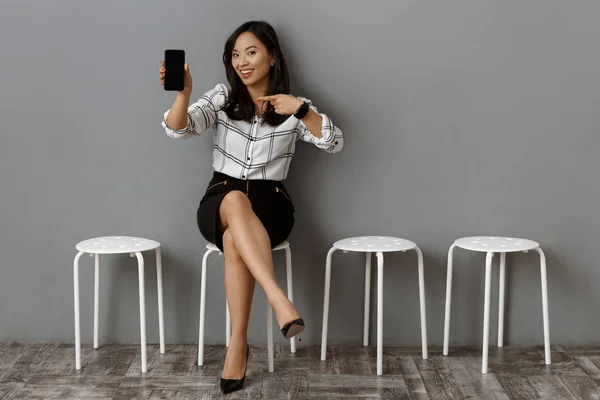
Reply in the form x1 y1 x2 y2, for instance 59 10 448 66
73 236 165 373
198 240 295 373
443 236 551 373
320 236 428 376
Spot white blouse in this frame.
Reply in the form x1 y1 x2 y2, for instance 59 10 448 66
162 83 344 181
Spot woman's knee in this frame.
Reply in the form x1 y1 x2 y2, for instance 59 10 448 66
222 191 251 212
219 190 252 227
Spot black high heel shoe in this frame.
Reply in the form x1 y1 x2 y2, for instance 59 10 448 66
280 318 305 340
220 346 249 394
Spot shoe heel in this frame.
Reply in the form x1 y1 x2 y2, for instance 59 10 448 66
280 318 305 340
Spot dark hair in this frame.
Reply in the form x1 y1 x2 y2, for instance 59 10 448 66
221 20 290 126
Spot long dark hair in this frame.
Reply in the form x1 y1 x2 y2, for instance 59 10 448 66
221 20 290 126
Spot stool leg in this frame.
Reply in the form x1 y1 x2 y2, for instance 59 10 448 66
482 252 493 374
285 246 296 353
443 244 456 355
267 303 274 373
73 251 84 370
415 247 428 360
363 252 372 347
498 252 506 347
134 252 147 373
156 247 165 354
376 251 384 376
320 247 337 361
535 247 551 365
198 250 212 366
94 254 100 349
226 300 231 347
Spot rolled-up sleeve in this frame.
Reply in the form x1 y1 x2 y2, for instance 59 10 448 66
295 98 344 154
161 83 227 139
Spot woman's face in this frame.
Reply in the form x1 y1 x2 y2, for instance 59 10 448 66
231 31 273 88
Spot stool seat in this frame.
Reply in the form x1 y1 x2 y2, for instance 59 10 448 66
76 236 160 254
206 240 290 252
454 236 539 253
333 236 416 252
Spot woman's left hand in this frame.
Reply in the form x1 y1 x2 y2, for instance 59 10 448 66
257 94 303 116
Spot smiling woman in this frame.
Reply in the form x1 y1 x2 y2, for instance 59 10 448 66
159 20 344 394
221 22 293 127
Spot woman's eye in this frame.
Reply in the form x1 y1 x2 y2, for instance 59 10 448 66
248 51 256 56
232 53 239 58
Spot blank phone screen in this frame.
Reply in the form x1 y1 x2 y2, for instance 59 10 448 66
164 49 185 91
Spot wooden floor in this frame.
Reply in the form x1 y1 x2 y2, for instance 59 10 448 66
1 342 600 399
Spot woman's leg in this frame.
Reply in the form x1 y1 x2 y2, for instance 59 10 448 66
218 191 300 330
221 228 254 379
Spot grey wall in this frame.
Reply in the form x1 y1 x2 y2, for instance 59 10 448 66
2 0 600 348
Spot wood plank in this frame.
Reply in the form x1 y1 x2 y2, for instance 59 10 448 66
558 375 600 400
17 375 123 400
26 343 95 376
381 345 481 358
309 345 334 375
489 347 580 376
310 373 404 388
310 374 408 398
0 383 24 400
194 344 227 377
79 345 139 376
119 376 217 390
112 388 213 400
527 375 577 400
310 345 373 375
310 386 409 399
0 343 23 382
7 343 600 398
261 369 309 399
560 346 600 358
379 356 429 400
0 343 9 356
25 376 215 400
124 345 159 377
128 345 195 377
24 375 123 387
582 357 600 385
9 386 117 399
0 342 58 383
444 357 509 400
250 343 309 361
310 397 379 400
496 375 542 400
250 344 310 371
414 357 463 400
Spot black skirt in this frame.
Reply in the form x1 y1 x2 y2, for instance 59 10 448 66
197 171 295 252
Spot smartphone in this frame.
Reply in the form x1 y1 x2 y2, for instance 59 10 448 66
164 49 185 91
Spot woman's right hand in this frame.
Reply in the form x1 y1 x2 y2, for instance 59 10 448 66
159 61 193 95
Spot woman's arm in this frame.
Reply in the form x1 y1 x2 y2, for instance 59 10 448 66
165 92 192 131
162 84 227 139
298 107 324 139
256 94 344 153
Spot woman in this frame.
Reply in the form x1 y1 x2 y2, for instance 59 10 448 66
159 20 343 393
